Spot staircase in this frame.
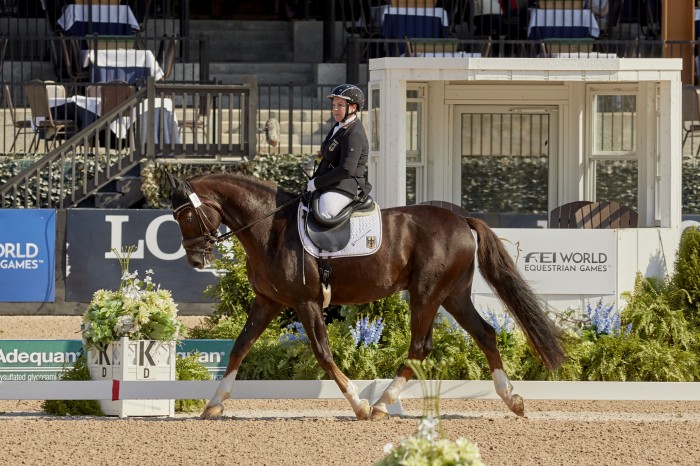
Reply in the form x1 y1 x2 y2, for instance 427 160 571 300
189 20 314 86
89 165 144 208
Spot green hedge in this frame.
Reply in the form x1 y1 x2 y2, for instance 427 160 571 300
3 153 700 213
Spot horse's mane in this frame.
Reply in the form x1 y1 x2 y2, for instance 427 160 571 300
188 171 298 201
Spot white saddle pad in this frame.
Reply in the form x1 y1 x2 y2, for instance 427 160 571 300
297 203 383 258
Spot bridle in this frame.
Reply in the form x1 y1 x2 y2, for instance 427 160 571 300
173 180 302 254
172 192 221 255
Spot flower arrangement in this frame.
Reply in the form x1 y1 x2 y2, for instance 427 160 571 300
376 359 483 466
81 247 184 349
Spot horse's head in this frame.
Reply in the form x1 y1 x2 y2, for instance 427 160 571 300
167 172 223 269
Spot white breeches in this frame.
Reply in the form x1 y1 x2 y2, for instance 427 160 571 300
317 191 353 219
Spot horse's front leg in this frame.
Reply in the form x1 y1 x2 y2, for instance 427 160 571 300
201 295 284 419
297 301 371 420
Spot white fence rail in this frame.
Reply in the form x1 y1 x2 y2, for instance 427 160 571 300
2 380 699 403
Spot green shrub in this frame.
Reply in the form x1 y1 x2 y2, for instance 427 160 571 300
623 274 695 350
175 353 211 413
203 239 258 324
671 226 700 329
42 353 104 416
582 334 698 381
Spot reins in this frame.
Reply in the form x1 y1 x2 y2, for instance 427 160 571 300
215 194 302 242
174 180 302 250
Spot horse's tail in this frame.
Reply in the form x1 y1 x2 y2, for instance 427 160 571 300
465 217 566 371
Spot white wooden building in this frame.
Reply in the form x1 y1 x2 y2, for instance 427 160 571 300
367 57 683 312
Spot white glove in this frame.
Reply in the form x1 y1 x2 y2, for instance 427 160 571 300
307 179 317 192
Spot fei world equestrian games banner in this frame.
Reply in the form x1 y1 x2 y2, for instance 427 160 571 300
66 209 220 302
0 209 56 302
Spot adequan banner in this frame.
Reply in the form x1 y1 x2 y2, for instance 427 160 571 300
66 209 221 302
0 340 230 381
0 209 56 302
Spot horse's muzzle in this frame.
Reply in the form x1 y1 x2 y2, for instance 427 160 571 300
187 252 214 269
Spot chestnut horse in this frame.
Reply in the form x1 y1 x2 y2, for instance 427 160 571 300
168 172 566 420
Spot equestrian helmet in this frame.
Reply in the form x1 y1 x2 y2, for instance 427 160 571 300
327 84 365 111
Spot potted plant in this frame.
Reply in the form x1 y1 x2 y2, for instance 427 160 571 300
82 246 184 417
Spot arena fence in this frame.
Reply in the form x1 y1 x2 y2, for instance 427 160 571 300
1 379 699 417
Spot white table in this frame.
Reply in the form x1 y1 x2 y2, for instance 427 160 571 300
57 4 140 36
370 5 450 28
404 52 482 57
110 97 179 144
549 52 617 58
82 49 164 83
33 95 102 130
527 8 600 39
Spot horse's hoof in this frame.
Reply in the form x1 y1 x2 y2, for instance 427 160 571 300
354 399 371 420
509 394 525 417
370 405 388 420
200 404 224 419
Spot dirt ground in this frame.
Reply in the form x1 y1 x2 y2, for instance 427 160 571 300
1 316 700 466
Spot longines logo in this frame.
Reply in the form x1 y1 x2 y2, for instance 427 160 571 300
100 214 219 275
523 251 609 272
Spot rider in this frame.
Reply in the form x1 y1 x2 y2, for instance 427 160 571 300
306 84 370 220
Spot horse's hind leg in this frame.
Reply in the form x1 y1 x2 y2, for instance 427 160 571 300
296 301 371 420
442 293 525 416
201 294 284 419
370 300 441 420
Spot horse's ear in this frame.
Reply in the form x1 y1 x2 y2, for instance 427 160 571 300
166 172 184 195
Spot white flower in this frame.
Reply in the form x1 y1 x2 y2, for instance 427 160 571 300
82 253 183 349
383 443 394 454
114 315 136 336
416 416 439 441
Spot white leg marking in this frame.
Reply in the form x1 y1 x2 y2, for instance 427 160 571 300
344 380 363 408
492 369 513 402
210 370 237 406
377 375 407 406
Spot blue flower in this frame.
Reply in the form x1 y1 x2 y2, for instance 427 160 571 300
350 316 385 347
447 318 471 345
585 299 625 336
279 321 309 343
484 309 502 333
482 309 514 335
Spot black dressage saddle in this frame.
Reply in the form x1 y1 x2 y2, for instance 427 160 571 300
304 191 375 252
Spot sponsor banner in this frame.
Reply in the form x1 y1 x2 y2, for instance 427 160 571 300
473 228 617 295
0 340 81 381
175 339 230 380
0 339 231 381
0 209 56 302
66 209 221 302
